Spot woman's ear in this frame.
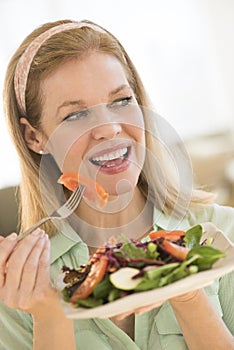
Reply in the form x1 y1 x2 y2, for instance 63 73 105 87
20 117 46 154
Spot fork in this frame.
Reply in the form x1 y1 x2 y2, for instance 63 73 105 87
18 185 86 240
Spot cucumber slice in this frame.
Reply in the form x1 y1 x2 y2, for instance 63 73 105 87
109 267 142 290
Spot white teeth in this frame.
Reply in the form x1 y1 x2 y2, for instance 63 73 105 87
92 147 128 162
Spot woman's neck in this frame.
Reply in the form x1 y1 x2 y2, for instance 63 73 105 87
77 186 147 227
71 187 154 248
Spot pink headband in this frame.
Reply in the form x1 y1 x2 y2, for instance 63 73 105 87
14 21 105 115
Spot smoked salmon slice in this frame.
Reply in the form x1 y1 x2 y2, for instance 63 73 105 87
58 173 108 208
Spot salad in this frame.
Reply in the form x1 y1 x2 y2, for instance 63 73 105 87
61 225 225 308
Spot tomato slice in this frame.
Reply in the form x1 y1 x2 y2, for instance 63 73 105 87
149 230 185 242
70 256 108 302
161 239 190 261
58 172 108 208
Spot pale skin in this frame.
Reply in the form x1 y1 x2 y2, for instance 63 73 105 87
0 231 75 350
1 52 233 349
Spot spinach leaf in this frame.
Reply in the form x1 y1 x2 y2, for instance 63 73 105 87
93 275 112 299
184 224 203 249
187 246 226 271
108 288 123 302
62 288 70 302
121 241 147 259
134 278 161 291
76 297 104 308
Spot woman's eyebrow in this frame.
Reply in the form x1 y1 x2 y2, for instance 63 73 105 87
57 100 84 113
108 84 131 97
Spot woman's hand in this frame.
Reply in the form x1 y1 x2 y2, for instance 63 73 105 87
0 230 76 349
0 229 58 317
169 289 200 303
169 289 234 350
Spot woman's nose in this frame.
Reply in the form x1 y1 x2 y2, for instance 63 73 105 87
91 122 122 140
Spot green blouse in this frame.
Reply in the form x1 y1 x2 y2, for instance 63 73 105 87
0 203 234 350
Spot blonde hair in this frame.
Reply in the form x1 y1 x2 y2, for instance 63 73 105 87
4 19 213 236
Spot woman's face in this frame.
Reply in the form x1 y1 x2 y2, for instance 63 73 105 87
40 52 146 195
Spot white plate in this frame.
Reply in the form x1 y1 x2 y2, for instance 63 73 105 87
56 222 234 319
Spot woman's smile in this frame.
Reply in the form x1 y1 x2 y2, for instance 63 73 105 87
89 144 131 174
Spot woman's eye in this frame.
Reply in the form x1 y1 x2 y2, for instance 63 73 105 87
64 109 89 121
109 96 133 109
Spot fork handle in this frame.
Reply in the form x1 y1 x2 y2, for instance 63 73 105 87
18 217 51 241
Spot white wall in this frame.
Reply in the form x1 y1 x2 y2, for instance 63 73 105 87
0 0 234 188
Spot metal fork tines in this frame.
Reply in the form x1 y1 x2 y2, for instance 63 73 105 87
18 185 85 240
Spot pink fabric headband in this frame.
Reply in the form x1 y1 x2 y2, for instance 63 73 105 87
14 21 105 115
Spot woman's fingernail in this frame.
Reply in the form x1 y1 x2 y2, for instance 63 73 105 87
40 232 48 240
32 228 44 236
7 232 18 240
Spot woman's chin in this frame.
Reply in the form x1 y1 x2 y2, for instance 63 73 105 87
102 176 139 197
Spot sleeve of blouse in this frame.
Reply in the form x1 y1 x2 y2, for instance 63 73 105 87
0 301 33 350
204 204 234 335
188 203 234 242
218 271 234 335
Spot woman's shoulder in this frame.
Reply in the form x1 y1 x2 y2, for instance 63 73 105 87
187 203 234 242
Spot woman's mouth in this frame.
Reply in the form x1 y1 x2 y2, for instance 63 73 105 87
89 146 131 174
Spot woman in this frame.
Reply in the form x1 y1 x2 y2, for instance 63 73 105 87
0 19 233 349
